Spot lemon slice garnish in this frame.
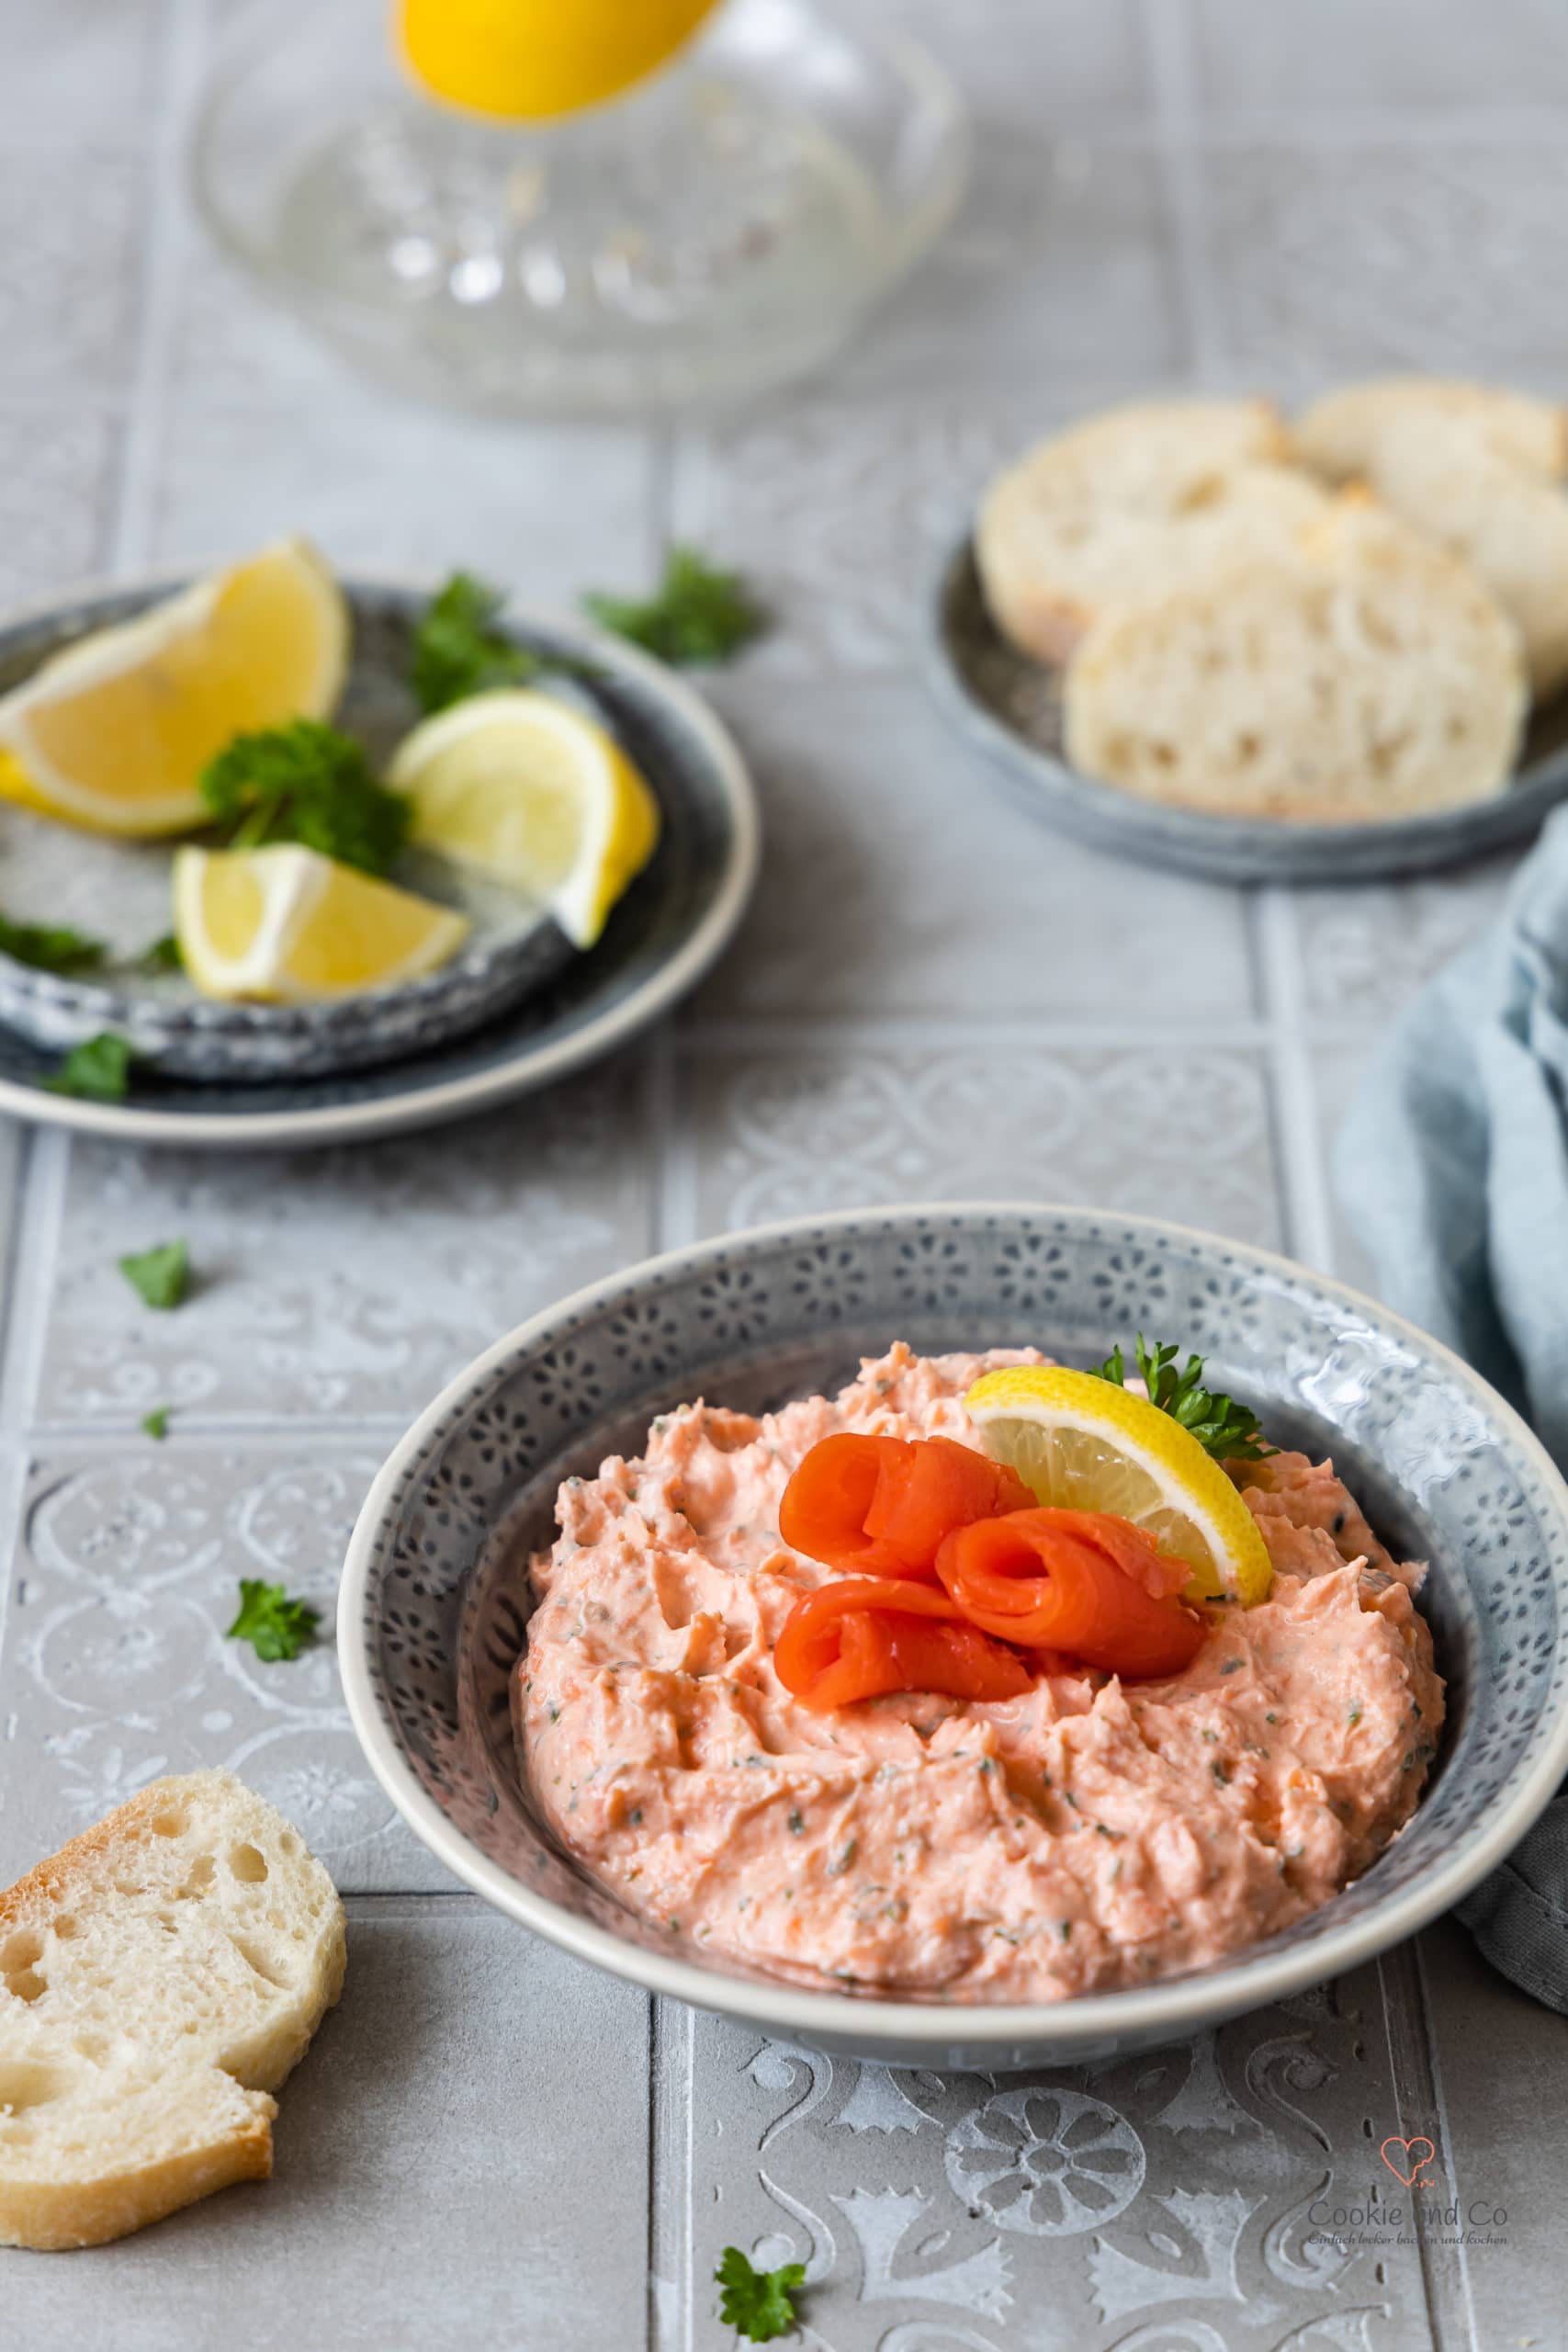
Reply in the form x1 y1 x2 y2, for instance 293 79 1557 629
0 538 348 838
174 844 468 1003
389 687 660 949
964 1364 1275 1606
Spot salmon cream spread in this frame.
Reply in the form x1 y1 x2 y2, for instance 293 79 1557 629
515 1345 1444 2001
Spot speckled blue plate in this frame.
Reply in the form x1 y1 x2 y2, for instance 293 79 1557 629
0 573 758 1147
339 1202 1568 2068
924 537 1568 886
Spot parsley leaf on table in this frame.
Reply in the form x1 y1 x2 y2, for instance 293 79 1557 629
1089 1335 1276 1464
141 1404 170 1441
0 914 107 975
715 2246 807 2344
412 571 540 713
43 1031 134 1101
582 547 766 666
138 932 183 974
118 1238 189 1312
199 719 411 876
227 1578 321 1664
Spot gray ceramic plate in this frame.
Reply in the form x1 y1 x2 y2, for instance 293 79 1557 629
339 1201 1568 2069
0 578 758 1147
924 537 1568 885
0 575 595 1082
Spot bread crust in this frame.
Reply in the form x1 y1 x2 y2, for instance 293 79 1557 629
0 2098 276 2253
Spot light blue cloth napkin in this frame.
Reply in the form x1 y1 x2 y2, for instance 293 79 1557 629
1336 803 1568 2009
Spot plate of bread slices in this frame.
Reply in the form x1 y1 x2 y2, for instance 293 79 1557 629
926 379 1568 881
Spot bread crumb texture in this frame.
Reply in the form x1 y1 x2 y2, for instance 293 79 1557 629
0 1769 345 2249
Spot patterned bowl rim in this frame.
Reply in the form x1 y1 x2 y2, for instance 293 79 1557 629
920 536 1568 884
338 1199 1568 2047
0 562 761 1145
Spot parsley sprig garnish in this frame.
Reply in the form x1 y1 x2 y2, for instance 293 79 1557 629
1089 1335 1275 1464
227 1579 321 1664
43 1031 134 1101
0 914 107 975
412 571 540 713
583 547 765 666
715 2246 806 2344
199 719 411 876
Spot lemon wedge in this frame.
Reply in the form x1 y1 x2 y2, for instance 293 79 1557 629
174 844 468 1003
0 538 348 837
964 1364 1275 1607
388 688 660 950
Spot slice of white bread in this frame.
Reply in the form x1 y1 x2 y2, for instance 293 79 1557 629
1062 496 1528 821
0 1770 345 2249
976 397 1331 665
1296 378 1568 696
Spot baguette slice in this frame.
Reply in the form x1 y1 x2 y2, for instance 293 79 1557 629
1296 378 1568 696
1063 497 1528 822
0 1770 345 2249
976 397 1330 665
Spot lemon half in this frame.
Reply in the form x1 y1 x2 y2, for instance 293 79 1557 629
964 1364 1275 1606
389 688 660 949
0 538 348 838
174 844 468 1004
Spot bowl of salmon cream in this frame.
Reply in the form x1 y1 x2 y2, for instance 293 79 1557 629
339 1204 1568 2068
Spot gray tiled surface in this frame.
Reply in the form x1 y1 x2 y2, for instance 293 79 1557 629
5 1898 651 2351
3 2 1566 2346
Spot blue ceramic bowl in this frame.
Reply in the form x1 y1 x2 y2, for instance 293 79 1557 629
339 1203 1568 2067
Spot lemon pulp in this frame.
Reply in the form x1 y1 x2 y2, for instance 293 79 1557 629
389 688 660 948
0 539 347 838
175 844 468 1004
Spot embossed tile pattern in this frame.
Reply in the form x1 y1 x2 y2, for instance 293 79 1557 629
36 1062 654 1425
1202 144 1568 377
692 678 1257 1018
685 1040 1282 1246
679 1970 1434 2348
0 1443 459 1892
1292 858 1518 1024
672 397 1038 678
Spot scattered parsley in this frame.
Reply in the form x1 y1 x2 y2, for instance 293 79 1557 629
226 1578 321 1663
118 1238 189 1311
715 2246 806 2344
582 546 765 666
141 1404 170 1441
138 932 183 974
411 571 540 712
1089 1335 1275 1463
199 719 411 876
43 1031 133 1101
0 914 106 975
